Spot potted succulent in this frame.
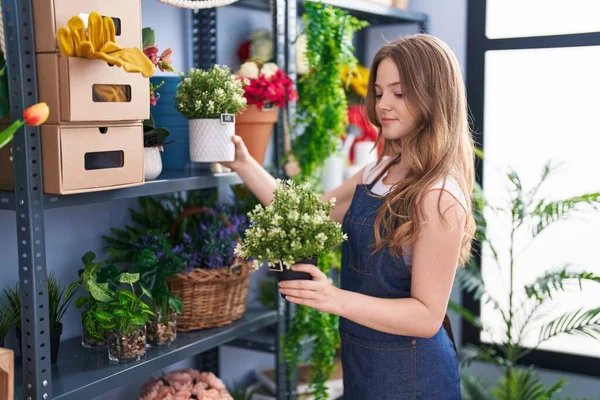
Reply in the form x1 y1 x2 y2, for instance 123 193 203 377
4 271 77 363
91 272 154 363
235 179 346 284
234 61 297 165
71 251 120 349
174 65 247 163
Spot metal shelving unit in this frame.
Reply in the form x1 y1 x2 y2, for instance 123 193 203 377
1 0 428 398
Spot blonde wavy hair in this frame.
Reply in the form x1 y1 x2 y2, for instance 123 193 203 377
365 34 476 266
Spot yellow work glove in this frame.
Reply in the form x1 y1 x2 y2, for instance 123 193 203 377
57 12 155 78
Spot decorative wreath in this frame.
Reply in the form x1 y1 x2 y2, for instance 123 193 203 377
156 0 239 8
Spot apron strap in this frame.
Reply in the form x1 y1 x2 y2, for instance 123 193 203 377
442 313 457 350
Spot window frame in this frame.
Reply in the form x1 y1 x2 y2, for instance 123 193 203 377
465 0 600 377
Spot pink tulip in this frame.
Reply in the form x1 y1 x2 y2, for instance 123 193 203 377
23 102 50 126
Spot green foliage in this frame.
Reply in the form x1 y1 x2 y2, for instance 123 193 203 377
451 161 600 397
292 2 369 181
174 65 247 119
283 250 341 400
257 276 277 309
236 179 347 268
3 270 77 331
0 294 15 344
91 272 155 334
143 114 171 148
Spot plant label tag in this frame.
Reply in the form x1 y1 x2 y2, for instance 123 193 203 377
221 113 235 125
262 102 274 111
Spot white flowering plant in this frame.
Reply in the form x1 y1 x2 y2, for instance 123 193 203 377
174 65 247 120
235 180 347 270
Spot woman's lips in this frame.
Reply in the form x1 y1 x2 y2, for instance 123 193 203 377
380 118 397 126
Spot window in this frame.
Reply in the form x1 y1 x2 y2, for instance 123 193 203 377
466 0 600 376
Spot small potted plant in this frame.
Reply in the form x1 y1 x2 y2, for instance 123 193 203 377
174 65 247 163
71 251 120 349
4 271 77 363
0 295 13 348
126 233 185 347
235 179 347 284
91 272 155 363
234 61 297 165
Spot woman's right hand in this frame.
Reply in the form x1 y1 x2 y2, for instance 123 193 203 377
221 135 252 171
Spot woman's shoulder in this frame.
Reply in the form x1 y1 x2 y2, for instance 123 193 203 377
362 156 393 184
427 175 469 213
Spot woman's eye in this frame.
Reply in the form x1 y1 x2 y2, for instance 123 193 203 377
395 93 403 98
375 94 382 99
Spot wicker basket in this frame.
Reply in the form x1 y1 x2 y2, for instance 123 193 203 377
167 206 252 332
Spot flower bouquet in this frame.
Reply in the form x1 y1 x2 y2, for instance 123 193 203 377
138 369 232 400
235 179 347 284
234 61 297 164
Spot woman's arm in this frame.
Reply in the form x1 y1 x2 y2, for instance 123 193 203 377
225 136 364 221
279 189 466 338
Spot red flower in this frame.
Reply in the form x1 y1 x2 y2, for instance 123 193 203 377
240 69 298 109
23 102 50 126
143 46 159 65
238 40 251 62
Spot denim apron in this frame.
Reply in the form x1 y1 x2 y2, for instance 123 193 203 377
339 174 462 399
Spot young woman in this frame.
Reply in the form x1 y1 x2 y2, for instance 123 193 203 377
223 34 475 399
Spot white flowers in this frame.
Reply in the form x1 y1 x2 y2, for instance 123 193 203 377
260 62 279 78
237 61 260 79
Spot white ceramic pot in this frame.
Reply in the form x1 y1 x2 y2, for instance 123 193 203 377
188 119 235 163
144 147 163 180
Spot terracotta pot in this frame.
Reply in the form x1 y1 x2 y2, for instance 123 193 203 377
236 104 279 165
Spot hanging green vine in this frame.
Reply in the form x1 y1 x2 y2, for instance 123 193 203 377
283 248 342 400
292 2 369 182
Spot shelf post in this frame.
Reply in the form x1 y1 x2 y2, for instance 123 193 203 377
1 0 53 399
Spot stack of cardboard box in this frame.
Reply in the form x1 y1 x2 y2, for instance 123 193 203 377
0 0 149 194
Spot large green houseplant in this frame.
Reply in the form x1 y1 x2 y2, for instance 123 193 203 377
291 2 368 182
451 161 600 399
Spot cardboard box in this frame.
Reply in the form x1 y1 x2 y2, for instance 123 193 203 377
37 53 150 124
0 347 14 400
33 0 142 53
41 122 144 194
0 142 13 192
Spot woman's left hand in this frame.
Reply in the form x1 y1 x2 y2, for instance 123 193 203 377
278 264 342 315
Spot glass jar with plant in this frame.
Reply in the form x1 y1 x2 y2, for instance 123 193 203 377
235 179 346 283
174 65 247 163
91 272 155 363
451 161 600 398
4 271 77 363
71 251 120 349
125 232 186 347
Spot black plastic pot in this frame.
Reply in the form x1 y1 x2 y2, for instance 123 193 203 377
271 257 317 298
17 322 62 364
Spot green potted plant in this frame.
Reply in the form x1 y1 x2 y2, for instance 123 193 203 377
4 271 77 363
72 251 120 349
451 161 600 398
235 179 346 283
107 232 185 347
0 294 13 348
91 272 154 363
174 65 247 163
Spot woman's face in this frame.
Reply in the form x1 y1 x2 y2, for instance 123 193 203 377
374 57 418 140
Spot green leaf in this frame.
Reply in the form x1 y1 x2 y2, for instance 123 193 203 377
538 307 600 344
169 296 183 315
532 193 600 237
139 283 153 300
118 272 140 284
492 368 566 400
0 120 24 150
448 300 482 330
460 375 490 400
142 27 155 49
525 267 600 303
458 344 509 369
112 308 128 318
81 251 96 265
75 295 90 309
88 282 113 303
93 310 113 323
130 315 147 326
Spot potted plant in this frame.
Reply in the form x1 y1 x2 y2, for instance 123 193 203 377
121 233 185 347
451 161 600 398
234 61 297 165
4 271 77 363
70 251 121 349
0 295 12 348
91 272 154 363
174 65 247 163
235 179 346 284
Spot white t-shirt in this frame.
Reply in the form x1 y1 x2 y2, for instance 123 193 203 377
362 156 468 266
